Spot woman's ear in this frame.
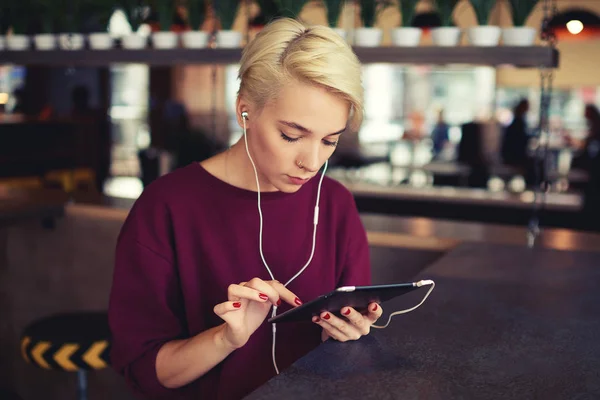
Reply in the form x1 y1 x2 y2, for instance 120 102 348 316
236 96 251 129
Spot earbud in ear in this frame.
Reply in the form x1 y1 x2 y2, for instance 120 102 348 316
241 111 249 120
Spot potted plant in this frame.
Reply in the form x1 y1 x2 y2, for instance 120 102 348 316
152 0 178 48
0 8 8 50
355 0 391 47
254 0 280 24
56 0 85 50
119 0 149 49
250 0 280 41
322 0 347 39
467 0 500 46
277 0 310 20
5 1 30 50
431 0 461 46
503 0 538 46
391 0 421 47
87 0 117 49
214 0 241 48
182 0 208 48
32 0 59 50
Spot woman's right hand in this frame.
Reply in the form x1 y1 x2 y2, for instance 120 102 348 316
213 278 302 349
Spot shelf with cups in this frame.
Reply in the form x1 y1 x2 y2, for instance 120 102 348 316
0 47 241 66
0 45 558 68
353 45 558 68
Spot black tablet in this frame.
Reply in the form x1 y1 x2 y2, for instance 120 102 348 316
268 282 429 324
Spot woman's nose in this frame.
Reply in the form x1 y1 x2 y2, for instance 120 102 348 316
299 144 323 173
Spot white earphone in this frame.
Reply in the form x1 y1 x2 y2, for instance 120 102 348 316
241 111 327 374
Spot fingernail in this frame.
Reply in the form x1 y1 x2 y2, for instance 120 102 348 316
233 302 241 308
276 299 282 306
323 313 331 320
294 297 302 306
259 293 268 301
372 304 378 312
343 308 351 316
313 317 320 323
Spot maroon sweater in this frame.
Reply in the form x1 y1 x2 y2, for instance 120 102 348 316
108 163 371 399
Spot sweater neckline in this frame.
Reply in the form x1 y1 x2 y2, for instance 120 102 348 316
191 162 312 201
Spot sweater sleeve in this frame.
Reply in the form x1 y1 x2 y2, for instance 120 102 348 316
337 190 372 288
108 192 188 399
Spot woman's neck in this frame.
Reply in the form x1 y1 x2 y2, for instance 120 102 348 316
220 140 279 193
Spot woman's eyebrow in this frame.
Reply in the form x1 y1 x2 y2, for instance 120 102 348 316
278 120 346 136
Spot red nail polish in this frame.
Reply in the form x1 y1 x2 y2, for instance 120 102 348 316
276 299 282 306
323 313 331 320
233 302 241 308
372 304 378 312
294 297 302 306
343 308 351 316
259 293 268 301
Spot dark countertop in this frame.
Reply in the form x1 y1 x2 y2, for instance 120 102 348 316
361 213 600 253
343 180 582 212
245 243 600 400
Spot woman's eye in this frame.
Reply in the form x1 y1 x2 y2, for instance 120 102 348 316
280 132 299 143
281 132 338 147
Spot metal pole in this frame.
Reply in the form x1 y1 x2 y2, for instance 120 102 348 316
77 370 88 400
527 0 556 248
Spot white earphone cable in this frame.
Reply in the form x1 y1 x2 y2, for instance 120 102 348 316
371 280 435 329
284 162 327 287
242 114 435 374
242 114 326 375
242 116 275 281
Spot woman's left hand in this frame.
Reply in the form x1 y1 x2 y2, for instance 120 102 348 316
313 303 383 342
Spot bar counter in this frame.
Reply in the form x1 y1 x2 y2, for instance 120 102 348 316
245 242 600 400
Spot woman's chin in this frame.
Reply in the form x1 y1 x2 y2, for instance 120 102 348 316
271 177 304 193
262 175 306 193
276 182 302 194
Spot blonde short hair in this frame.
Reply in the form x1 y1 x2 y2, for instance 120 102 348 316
238 18 364 131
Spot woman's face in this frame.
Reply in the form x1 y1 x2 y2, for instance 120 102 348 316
237 80 349 193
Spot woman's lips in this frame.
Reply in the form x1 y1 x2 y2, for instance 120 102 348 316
288 176 310 185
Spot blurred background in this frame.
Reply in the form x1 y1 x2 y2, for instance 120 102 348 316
1 0 599 230
3 0 598 231
1 0 600 399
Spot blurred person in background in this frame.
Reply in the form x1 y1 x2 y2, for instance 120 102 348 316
501 99 531 168
569 104 600 170
430 109 449 160
458 121 490 188
567 104 600 229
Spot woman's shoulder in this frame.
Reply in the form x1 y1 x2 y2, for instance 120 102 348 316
321 175 351 195
133 163 206 208
319 175 356 210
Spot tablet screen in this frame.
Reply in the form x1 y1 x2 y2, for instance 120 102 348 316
268 283 421 324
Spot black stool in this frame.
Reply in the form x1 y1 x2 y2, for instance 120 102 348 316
20 312 110 400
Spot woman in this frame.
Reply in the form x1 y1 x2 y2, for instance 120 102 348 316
108 18 382 399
